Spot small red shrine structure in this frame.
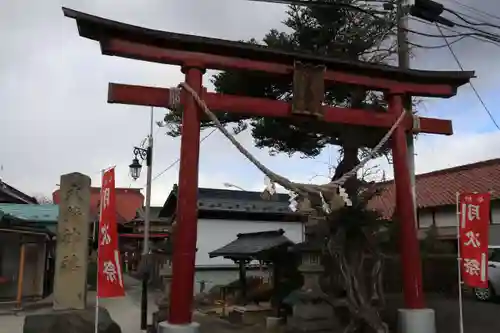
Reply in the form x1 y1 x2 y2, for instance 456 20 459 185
63 7 474 328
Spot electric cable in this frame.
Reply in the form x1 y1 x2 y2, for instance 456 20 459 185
405 27 491 40
245 0 391 18
407 35 466 49
446 0 500 23
435 24 500 130
409 16 500 48
444 8 500 29
144 128 217 186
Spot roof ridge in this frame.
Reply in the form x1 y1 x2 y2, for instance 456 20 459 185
90 187 143 192
368 158 500 217
236 229 285 238
199 187 288 195
416 158 500 178
376 158 500 185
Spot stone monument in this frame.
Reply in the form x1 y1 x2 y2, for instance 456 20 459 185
23 172 123 333
53 172 92 310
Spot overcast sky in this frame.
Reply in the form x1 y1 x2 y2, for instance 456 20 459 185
1 0 499 206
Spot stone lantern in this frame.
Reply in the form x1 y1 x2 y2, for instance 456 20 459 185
284 240 339 333
152 239 173 332
284 209 340 333
296 242 324 293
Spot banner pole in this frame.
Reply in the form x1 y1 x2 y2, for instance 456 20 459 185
95 169 105 333
456 192 464 333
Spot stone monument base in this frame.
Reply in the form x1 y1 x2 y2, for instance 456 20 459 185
23 307 121 333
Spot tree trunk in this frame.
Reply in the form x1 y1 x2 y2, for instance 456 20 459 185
332 145 359 199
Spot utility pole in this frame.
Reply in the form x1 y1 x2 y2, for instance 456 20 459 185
141 107 154 331
397 0 417 222
129 107 155 331
144 107 154 257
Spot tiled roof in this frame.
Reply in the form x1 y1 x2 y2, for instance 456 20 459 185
198 188 290 202
209 229 294 260
0 204 59 224
53 187 144 224
0 180 38 204
197 188 291 214
160 186 294 218
368 158 500 219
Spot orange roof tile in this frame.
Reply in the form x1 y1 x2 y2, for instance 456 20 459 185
53 187 144 224
368 158 500 219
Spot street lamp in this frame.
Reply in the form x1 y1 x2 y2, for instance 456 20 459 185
128 108 155 332
129 155 143 181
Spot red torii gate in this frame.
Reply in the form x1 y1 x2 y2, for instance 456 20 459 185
63 7 473 330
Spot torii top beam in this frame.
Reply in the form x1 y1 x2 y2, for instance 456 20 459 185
62 7 474 98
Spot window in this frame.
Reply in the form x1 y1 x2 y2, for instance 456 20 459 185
489 248 500 263
418 210 433 228
434 209 457 227
491 206 500 224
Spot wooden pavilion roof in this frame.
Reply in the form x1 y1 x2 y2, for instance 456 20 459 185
209 229 294 261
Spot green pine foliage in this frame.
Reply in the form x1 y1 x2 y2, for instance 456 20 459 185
163 1 397 159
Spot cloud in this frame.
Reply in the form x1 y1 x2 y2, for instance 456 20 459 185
0 0 499 209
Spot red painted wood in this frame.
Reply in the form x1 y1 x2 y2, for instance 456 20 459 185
388 94 425 309
108 83 453 135
168 66 203 324
102 39 457 97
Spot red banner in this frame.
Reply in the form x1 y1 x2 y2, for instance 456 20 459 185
458 192 491 288
97 168 125 298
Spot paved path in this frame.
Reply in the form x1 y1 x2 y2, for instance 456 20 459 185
1 275 158 333
5 277 499 333
1 275 253 333
384 294 500 333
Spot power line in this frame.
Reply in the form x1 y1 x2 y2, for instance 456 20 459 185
409 0 500 45
446 0 500 23
407 35 466 49
245 0 390 17
145 128 218 187
435 24 500 130
406 27 487 39
409 16 500 48
444 8 500 29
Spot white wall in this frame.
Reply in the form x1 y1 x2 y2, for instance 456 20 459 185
196 218 304 266
418 204 500 245
419 205 500 227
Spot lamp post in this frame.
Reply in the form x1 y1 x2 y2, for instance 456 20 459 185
129 107 154 332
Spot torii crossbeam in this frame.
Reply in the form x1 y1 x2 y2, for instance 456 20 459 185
63 6 473 332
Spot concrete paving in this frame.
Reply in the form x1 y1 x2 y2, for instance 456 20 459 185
2 312 25 333
3 276 500 333
0 275 157 333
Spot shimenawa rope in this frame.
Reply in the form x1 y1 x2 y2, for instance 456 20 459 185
173 83 407 204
